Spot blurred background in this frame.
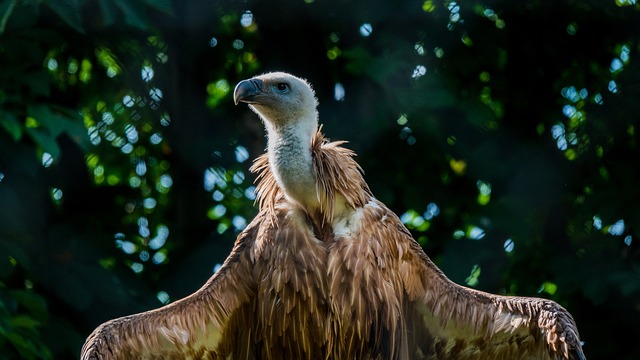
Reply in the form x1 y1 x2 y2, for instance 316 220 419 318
0 0 639 358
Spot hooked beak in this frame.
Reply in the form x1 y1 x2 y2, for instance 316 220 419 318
233 78 264 105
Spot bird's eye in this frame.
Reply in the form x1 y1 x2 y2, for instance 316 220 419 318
276 83 289 92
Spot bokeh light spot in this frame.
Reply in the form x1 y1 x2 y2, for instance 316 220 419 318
141 65 154 82
233 215 247 230
50 187 63 204
593 215 602 230
424 202 440 220
153 252 167 264
397 114 408 126
503 239 515 253
240 11 253 27
157 291 170 304
334 83 345 101
467 226 485 240
412 65 427 79
232 39 244 50
131 262 144 273
244 186 256 200
235 145 249 163
359 23 373 37
608 219 625 236
42 152 54 168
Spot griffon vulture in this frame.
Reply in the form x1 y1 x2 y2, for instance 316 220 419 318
81 72 586 360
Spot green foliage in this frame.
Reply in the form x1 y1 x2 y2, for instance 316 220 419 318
0 284 52 360
0 0 639 359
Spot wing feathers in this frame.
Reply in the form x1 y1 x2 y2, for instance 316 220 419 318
353 197 584 359
81 214 261 360
407 239 584 359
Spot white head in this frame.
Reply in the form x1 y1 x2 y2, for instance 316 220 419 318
234 72 319 134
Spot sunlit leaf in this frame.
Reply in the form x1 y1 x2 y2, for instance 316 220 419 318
465 265 481 287
422 0 435 12
538 281 558 296
449 159 467 176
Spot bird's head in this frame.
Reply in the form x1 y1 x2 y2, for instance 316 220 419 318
234 72 318 130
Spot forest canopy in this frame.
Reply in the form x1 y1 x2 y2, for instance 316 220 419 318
0 0 639 359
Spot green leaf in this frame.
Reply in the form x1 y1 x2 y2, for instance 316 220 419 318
44 0 84 33
54 106 89 150
24 127 60 160
465 264 481 287
539 281 558 296
5 332 35 359
97 0 116 26
27 104 89 151
114 0 149 29
0 238 31 271
139 0 172 14
28 104 65 137
343 47 372 76
10 290 48 321
9 315 41 330
22 72 51 97
0 0 17 35
0 111 23 141
422 0 435 12
0 255 14 278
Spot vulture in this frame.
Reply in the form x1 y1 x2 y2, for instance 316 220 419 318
81 72 586 360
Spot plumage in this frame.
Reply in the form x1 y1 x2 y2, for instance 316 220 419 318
81 72 586 360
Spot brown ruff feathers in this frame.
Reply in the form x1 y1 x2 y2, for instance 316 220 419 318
250 127 371 228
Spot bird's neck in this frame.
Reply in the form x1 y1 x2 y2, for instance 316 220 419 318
266 119 319 211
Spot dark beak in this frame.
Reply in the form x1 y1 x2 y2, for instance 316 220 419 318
233 78 263 105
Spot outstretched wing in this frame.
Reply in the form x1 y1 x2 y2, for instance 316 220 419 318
81 212 264 360
359 199 586 360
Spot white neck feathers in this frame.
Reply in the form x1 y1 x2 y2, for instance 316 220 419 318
265 117 319 210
